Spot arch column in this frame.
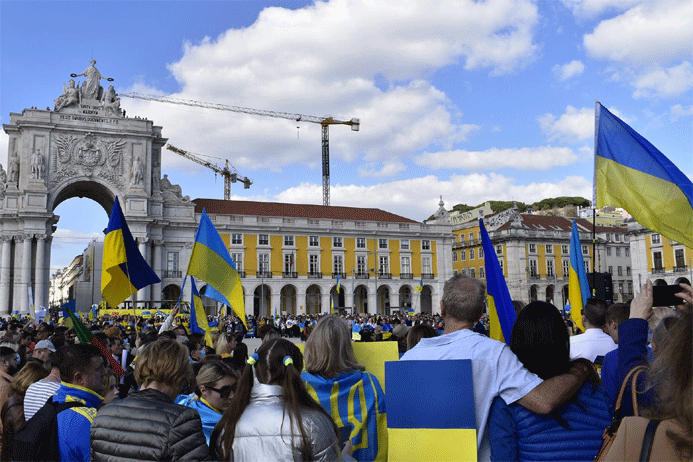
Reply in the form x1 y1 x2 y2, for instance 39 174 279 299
152 240 164 307
367 290 376 315
136 239 150 307
0 237 12 315
321 292 331 314
21 234 33 314
35 234 47 310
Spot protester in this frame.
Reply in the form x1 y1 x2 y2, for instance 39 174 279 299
401 274 589 461
90 337 209 461
31 339 56 363
212 338 342 461
23 350 61 420
0 346 18 456
302 315 387 461
1 361 49 461
54 344 107 462
569 297 616 363
601 302 631 406
489 301 611 461
604 281 692 461
406 323 438 351
177 359 239 445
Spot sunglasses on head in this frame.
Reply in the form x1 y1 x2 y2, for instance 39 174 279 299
206 383 236 399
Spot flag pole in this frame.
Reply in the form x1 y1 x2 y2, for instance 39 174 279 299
592 207 596 296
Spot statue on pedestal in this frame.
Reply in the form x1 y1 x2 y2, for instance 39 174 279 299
54 79 80 111
0 164 6 194
131 156 144 186
71 59 113 101
8 150 19 186
100 85 122 117
31 149 45 180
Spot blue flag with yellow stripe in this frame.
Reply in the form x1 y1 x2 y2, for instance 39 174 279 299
303 370 388 461
101 197 160 307
480 219 515 345
595 102 693 249
569 220 589 332
187 209 246 327
189 277 214 347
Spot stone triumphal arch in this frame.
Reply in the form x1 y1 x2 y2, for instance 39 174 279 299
1 61 196 314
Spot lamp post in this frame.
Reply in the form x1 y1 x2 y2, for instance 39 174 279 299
368 250 379 315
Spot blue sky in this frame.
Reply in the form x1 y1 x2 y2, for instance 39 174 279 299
1 0 691 274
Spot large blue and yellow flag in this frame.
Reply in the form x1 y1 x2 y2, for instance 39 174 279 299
569 220 589 332
335 274 341 293
385 359 476 461
187 209 246 327
480 219 515 345
414 278 423 293
595 102 693 249
189 277 214 347
101 197 160 307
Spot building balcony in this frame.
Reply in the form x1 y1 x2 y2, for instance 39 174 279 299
307 272 322 279
674 265 688 273
400 272 414 279
163 270 182 279
529 272 540 279
379 272 392 279
237 271 246 278
421 273 435 279
282 271 298 278
355 272 370 279
332 272 347 279
256 271 273 278
651 267 665 274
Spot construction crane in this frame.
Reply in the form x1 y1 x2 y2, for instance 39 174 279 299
120 92 360 206
165 144 252 200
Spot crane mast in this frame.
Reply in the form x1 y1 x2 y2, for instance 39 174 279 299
165 144 251 200
121 92 359 206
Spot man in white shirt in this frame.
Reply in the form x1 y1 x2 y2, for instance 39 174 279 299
569 297 616 363
401 274 587 461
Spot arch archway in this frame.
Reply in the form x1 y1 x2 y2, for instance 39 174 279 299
530 285 539 302
399 285 412 310
545 285 555 304
653 279 667 286
253 285 271 317
377 285 391 314
674 277 690 286
305 285 321 314
354 284 368 314
420 285 433 314
162 284 181 309
330 284 345 308
281 284 297 315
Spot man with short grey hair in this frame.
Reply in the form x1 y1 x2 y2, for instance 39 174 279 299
401 274 588 461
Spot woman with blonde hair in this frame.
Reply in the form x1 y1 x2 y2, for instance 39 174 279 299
177 359 240 445
90 337 209 461
302 315 387 462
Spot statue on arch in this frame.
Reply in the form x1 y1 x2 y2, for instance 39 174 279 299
54 79 80 111
7 150 19 186
0 164 6 194
100 85 122 117
71 59 113 101
31 149 45 180
131 156 144 186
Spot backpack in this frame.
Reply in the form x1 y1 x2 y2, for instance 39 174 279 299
12 397 83 462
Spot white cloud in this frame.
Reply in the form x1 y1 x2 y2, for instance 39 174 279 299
671 104 693 121
632 62 693 99
358 161 406 177
552 60 585 81
537 106 593 143
583 0 692 65
561 0 640 18
415 146 580 171
272 174 593 221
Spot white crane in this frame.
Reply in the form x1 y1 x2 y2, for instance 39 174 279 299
120 92 360 206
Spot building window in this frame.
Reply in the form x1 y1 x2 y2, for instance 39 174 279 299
529 244 536 253
562 245 568 254
651 234 661 244
422 240 431 250
258 234 269 246
627 266 631 276
615 234 620 242
355 237 365 248
231 234 243 245
607 247 612 256
653 251 663 270
379 255 389 275
627 281 633 294
499 259 504 273
356 255 366 274
167 252 179 272
401 256 411 274
284 235 294 246
284 254 295 273
333 255 344 274
625 247 630 257
616 247 621 257
496 244 502 255
309 255 320 274
545 244 553 254
460 249 466 261
547 260 554 277
400 239 409 250
479 247 484 259
468 233 474 245
422 256 432 274
617 266 623 276
231 252 243 272
583 260 590 272
452 252 458 262
675 248 685 268
459 235 465 246
470 268 476 278
333 237 343 248
379 239 388 249
469 248 475 260
582 245 589 255
258 253 270 273
479 267 485 279
608 266 613 274
309 236 319 247
529 259 538 277
461 269 467 276
563 260 569 277
619 281 624 294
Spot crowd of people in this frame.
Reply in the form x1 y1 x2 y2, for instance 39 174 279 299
0 275 690 461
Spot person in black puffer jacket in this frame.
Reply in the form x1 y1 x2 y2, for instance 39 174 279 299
90 337 209 461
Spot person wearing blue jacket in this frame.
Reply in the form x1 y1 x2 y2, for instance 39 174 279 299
54 344 106 462
490 302 612 462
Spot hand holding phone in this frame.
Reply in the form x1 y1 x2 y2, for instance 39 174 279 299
652 284 685 307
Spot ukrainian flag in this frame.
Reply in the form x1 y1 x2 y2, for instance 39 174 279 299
101 197 160 307
189 277 214 347
187 210 246 326
385 359 476 461
595 102 693 249
569 220 589 332
335 274 341 293
330 293 335 314
480 219 515 345
414 278 423 293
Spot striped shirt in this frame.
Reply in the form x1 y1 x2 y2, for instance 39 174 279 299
23 378 61 420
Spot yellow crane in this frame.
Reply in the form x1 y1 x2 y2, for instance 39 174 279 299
165 144 251 200
120 92 359 206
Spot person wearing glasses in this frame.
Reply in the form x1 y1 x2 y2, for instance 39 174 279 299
177 360 240 445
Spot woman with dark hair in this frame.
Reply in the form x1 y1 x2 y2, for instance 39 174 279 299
212 338 342 461
489 301 611 462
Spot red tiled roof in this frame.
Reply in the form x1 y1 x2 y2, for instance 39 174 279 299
192 199 419 223
496 214 627 233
